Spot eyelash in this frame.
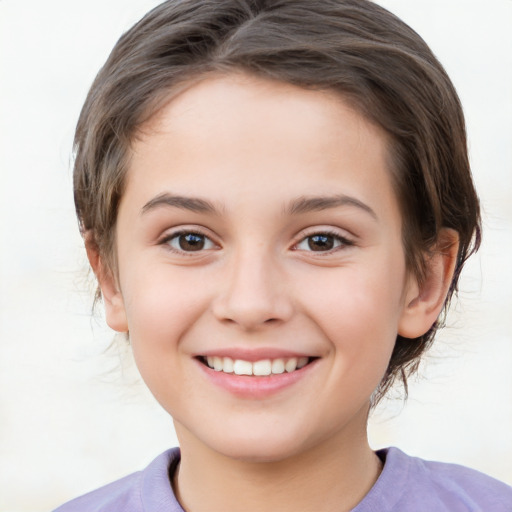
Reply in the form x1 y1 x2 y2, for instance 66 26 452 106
159 230 217 255
293 230 354 254
159 229 354 255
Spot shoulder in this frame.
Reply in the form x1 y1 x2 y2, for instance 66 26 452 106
408 451 512 511
53 472 143 512
53 448 183 512
355 447 512 512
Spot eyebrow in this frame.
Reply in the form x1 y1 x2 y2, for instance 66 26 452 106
141 193 219 215
287 195 378 220
141 192 377 221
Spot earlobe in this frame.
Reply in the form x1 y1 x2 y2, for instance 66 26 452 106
84 233 129 333
398 229 459 339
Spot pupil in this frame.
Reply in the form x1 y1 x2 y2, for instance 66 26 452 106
308 234 334 251
179 233 205 251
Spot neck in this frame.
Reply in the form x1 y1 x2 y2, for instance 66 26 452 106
173 415 382 512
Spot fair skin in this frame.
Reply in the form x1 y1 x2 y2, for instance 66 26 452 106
89 74 458 511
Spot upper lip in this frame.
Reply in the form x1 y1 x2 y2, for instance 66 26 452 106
197 347 318 362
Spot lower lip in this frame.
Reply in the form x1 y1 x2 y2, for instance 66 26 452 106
196 359 318 399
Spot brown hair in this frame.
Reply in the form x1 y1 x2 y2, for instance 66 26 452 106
74 0 481 402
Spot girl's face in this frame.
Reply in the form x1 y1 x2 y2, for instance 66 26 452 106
108 74 418 461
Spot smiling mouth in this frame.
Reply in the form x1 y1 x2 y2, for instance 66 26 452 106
198 356 316 376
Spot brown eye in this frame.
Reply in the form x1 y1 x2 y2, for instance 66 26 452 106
166 232 215 252
295 232 351 252
308 234 335 251
179 233 205 251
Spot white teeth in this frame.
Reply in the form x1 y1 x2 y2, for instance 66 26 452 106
204 356 310 375
253 359 272 376
223 357 234 373
285 357 298 373
233 359 253 375
271 359 285 374
213 356 223 372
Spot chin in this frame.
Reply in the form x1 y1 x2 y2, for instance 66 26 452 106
202 426 318 464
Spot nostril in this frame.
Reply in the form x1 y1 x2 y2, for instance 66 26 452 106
210 265 294 328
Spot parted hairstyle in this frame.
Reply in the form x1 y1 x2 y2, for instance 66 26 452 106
74 0 481 402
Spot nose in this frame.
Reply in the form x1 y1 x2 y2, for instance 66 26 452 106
211 248 294 331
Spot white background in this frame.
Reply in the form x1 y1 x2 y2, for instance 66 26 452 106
1 1 511 510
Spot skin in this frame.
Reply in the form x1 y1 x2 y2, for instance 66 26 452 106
90 73 458 511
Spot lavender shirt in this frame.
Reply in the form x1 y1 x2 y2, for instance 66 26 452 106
54 447 512 511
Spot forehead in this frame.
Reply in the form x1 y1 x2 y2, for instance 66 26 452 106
125 73 399 222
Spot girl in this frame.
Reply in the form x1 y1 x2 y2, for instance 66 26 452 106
54 0 512 510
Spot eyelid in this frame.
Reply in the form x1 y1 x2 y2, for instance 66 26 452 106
291 228 355 253
156 225 354 255
158 226 220 254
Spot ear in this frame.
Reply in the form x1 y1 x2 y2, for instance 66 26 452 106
85 232 129 333
398 229 459 339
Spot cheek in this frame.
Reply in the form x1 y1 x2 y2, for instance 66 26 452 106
299 259 406 362
122 269 206 355
121 271 208 409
